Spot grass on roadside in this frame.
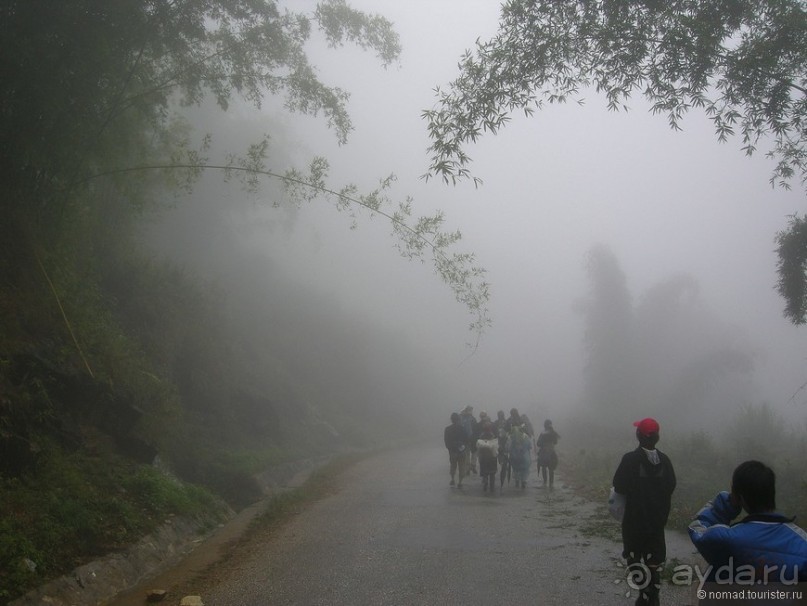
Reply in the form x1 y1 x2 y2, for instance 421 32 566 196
560 408 807 535
0 439 226 603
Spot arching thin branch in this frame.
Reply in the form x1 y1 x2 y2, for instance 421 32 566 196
75 162 492 345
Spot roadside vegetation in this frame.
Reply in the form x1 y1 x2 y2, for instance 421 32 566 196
0 217 420 602
561 404 807 534
0 219 423 602
3 1 805 603
0 2 456 603
0 444 225 602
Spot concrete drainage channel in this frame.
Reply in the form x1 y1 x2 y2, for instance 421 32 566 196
9 454 335 606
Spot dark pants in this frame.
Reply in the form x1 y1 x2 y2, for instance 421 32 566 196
449 450 466 484
623 528 666 606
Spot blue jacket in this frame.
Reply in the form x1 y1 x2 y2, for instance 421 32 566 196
689 491 807 583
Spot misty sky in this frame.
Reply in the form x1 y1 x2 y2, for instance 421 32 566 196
157 1 807 426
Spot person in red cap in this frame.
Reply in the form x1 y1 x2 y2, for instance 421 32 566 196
612 418 676 606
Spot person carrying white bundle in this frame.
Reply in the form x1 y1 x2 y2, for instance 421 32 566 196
475 416 499 493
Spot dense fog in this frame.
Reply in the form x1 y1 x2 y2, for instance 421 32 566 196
146 0 806 438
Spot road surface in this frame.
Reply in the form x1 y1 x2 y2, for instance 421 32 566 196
112 442 702 605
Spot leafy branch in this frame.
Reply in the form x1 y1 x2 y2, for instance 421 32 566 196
53 1 401 204
423 0 807 191
76 153 491 344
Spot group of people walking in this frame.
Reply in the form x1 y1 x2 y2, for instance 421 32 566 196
443 406 559 492
446 412 807 605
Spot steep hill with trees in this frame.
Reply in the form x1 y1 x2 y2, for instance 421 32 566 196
0 2 481 601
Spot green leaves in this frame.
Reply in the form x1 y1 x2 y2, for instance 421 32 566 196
315 0 402 68
775 214 807 324
80 152 492 341
3 1 489 341
2 1 404 216
422 0 807 325
280 159 491 341
423 0 807 192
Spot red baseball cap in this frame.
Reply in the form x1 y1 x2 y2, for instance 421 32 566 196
633 418 660 436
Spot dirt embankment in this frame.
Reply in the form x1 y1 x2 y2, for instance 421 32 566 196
8 455 332 606
11 445 706 606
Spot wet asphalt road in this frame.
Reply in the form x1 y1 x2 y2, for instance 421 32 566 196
180 442 701 606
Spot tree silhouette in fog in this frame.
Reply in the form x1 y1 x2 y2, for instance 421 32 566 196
578 246 754 424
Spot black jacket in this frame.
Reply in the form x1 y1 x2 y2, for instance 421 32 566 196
444 423 467 454
613 447 676 540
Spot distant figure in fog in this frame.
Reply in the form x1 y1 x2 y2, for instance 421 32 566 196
505 407 521 433
476 417 499 493
494 410 506 433
459 405 478 475
443 412 467 487
535 419 559 490
476 411 491 478
495 410 510 487
476 414 499 493
507 423 532 489
612 418 676 606
477 411 490 443
521 413 534 438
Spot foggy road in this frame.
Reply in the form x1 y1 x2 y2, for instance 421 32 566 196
173 442 700 606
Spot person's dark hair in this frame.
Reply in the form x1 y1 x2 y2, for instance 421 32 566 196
636 429 659 449
732 460 776 513
450 412 460 423
543 419 558 437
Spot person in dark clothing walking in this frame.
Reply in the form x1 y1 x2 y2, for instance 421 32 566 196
444 412 467 487
459 405 478 475
612 418 676 606
536 419 559 489
504 407 521 433
494 410 510 488
476 417 499 493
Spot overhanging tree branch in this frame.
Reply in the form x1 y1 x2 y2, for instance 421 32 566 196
75 162 492 344
422 0 807 326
